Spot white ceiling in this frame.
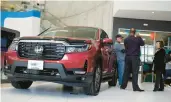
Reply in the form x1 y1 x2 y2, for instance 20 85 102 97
113 1 171 21
45 1 171 21
114 10 171 21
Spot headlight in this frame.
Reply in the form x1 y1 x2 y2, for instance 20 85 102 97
66 44 91 53
8 40 19 51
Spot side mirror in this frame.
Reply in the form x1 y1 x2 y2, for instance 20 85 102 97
103 38 113 44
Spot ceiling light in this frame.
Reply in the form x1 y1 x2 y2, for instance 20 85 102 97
139 33 150 36
143 38 146 41
119 32 129 35
143 23 148 26
152 12 155 14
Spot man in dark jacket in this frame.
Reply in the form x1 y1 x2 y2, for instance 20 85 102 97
120 28 145 92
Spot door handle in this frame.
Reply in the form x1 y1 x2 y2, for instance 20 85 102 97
106 49 112 54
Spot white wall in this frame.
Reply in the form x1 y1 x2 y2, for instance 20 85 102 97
4 17 40 37
45 1 114 38
44 1 171 38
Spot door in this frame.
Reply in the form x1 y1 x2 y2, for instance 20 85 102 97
1 27 20 69
100 30 111 74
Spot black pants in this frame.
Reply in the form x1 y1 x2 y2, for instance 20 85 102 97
154 71 164 90
121 56 140 90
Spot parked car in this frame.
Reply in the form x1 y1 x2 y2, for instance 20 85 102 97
4 26 117 96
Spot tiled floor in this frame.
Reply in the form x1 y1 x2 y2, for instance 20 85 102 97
1 82 171 102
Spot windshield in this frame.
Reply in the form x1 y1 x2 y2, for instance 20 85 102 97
40 27 98 39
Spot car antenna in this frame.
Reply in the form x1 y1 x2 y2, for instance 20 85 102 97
38 26 51 36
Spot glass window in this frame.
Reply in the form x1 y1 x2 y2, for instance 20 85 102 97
100 30 108 40
40 27 98 39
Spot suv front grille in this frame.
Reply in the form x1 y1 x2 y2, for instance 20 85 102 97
18 42 65 60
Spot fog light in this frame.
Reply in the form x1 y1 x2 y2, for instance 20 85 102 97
23 70 27 73
51 71 55 75
5 66 8 69
74 71 86 75
5 65 11 70
81 77 85 81
56 73 60 76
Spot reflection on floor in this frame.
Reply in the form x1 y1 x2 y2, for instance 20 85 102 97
1 82 171 102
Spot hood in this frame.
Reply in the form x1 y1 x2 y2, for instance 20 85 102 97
18 36 93 44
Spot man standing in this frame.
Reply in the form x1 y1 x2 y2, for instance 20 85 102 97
120 28 145 92
114 35 125 86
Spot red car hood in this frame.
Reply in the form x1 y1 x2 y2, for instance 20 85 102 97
19 36 94 44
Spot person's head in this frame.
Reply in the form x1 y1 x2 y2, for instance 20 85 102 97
156 41 164 49
115 34 123 43
130 28 136 36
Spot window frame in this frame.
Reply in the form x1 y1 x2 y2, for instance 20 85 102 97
100 30 109 40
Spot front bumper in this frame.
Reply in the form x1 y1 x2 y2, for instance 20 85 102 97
4 61 93 87
6 50 95 72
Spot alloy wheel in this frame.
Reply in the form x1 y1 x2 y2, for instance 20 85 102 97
95 66 101 91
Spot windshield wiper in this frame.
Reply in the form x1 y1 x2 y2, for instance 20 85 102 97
38 27 51 36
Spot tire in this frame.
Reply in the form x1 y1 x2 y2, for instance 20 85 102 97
108 63 118 86
11 80 33 89
63 85 73 90
84 64 102 96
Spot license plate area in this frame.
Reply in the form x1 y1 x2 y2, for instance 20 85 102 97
28 60 44 70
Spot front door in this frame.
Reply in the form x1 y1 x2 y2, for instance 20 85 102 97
100 30 111 74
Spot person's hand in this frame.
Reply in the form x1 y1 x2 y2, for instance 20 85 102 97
121 49 125 53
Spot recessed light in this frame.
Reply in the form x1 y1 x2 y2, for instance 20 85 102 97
143 23 148 26
152 12 155 14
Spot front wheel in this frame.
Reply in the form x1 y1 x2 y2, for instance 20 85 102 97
11 80 33 89
84 64 102 96
108 65 118 86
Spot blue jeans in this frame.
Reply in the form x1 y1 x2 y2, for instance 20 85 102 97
117 60 125 85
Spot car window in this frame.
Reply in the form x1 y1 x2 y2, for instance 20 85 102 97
40 27 98 39
100 30 108 40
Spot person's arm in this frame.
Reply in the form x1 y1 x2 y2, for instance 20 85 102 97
122 39 128 53
138 37 145 46
114 43 122 52
154 49 166 64
161 49 166 63
124 39 127 50
121 49 125 53
114 43 125 53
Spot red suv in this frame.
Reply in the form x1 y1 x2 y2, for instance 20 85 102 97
4 26 117 96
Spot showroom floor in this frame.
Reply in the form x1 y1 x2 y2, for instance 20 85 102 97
1 82 171 102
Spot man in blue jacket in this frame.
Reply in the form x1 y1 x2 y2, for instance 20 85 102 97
114 34 125 86
120 28 145 92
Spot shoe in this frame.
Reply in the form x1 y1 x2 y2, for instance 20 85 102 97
158 89 164 91
133 89 144 92
120 86 125 90
153 89 158 92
